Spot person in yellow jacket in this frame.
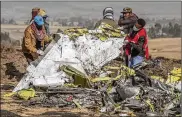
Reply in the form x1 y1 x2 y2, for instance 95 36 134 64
22 15 51 64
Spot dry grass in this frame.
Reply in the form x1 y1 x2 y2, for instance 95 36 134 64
148 38 181 60
1 24 77 32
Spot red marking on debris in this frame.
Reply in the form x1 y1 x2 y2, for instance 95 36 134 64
66 96 73 102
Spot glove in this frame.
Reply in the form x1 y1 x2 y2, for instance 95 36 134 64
48 36 53 41
36 50 45 56
123 39 129 45
120 31 125 35
118 26 124 30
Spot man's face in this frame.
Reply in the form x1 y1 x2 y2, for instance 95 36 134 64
123 12 130 18
35 22 43 30
135 22 142 29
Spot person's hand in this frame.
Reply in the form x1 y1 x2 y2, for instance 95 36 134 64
119 15 124 20
119 47 123 51
123 39 129 45
36 50 45 56
48 36 53 42
118 26 124 30
120 31 125 35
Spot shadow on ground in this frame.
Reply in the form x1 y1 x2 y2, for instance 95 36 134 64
41 111 84 117
1 84 15 90
41 111 112 117
5 62 24 81
1 110 21 117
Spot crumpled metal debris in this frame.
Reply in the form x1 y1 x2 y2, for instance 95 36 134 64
94 59 181 116
13 33 124 92
116 85 140 101
16 58 180 116
11 32 181 116
24 87 102 108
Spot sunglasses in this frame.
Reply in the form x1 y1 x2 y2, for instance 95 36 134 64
123 12 130 14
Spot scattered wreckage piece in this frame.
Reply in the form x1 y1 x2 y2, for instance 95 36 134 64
90 60 181 116
23 87 102 109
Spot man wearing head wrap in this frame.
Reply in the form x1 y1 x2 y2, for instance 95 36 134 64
94 7 119 29
22 15 51 64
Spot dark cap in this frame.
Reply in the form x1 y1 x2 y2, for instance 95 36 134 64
121 7 132 13
137 18 146 27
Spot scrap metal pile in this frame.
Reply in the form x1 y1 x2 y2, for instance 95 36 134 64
23 87 102 109
11 29 181 116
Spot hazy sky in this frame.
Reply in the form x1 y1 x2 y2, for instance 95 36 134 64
1 1 181 20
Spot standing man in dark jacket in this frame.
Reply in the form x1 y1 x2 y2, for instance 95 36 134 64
123 18 149 68
118 7 138 34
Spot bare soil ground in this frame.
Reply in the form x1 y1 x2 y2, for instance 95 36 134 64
2 24 77 40
1 38 181 116
148 38 181 60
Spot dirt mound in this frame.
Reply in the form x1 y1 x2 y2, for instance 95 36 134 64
1 44 27 84
143 57 181 78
